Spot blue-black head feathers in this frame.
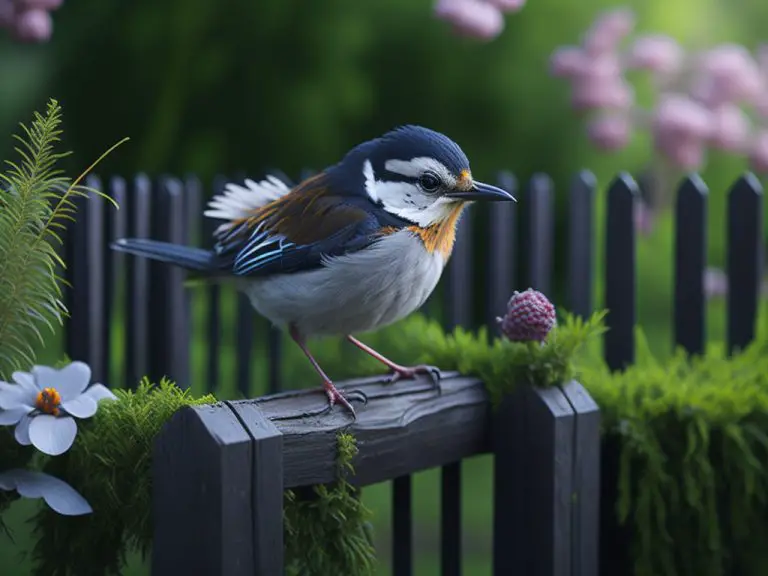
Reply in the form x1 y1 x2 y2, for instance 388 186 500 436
328 125 471 194
371 125 470 178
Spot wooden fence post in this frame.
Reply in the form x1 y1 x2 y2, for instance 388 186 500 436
492 381 600 576
152 402 284 576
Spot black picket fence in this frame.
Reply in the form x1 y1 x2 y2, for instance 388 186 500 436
60 169 764 575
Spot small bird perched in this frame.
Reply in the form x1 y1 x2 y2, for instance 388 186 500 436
111 125 515 417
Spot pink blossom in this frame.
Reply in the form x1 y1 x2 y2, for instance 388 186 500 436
568 54 633 110
633 201 655 236
583 8 635 56
657 133 707 170
652 94 714 169
749 131 768 173
756 44 768 75
434 0 504 41
587 114 632 150
692 44 764 106
488 0 526 13
13 8 51 42
0 0 15 28
550 46 589 78
708 104 751 152
571 74 633 111
15 0 63 9
626 34 683 75
653 93 713 139
704 267 728 299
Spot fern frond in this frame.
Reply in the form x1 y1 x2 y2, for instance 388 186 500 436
0 98 128 380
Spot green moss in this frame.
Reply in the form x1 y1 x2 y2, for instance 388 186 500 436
284 433 375 576
581 329 768 576
8 306 768 576
29 378 215 576
288 310 606 406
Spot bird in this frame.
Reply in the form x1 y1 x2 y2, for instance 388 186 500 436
111 125 516 418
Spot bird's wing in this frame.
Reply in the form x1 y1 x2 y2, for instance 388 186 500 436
203 174 293 236
211 173 394 276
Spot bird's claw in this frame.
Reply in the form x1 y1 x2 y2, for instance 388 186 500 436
322 383 368 419
385 364 443 394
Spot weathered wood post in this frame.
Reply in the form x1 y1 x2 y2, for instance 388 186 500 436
152 401 284 576
492 381 601 576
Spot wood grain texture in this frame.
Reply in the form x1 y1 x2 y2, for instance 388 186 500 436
493 383 576 576
560 380 601 576
226 401 285 576
152 403 258 576
233 372 491 488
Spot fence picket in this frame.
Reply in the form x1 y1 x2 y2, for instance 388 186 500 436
125 174 152 388
727 173 764 355
603 173 638 371
674 175 708 356
486 171 518 335
523 173 555 296
567 171 596 319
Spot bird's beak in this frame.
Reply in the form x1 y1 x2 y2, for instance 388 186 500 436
446 181 517 202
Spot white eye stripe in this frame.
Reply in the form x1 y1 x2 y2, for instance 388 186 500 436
385 157 456 187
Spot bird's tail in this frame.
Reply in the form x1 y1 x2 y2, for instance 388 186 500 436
110 238 217 273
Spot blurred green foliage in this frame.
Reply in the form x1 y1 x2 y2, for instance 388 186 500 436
1 0 765 349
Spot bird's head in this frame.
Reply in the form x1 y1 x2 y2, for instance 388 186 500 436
332 125 516 227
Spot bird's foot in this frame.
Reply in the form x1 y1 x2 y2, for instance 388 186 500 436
385 364 443 393
322 381 368 419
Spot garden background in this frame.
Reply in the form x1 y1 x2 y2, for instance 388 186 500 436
2 0 768 573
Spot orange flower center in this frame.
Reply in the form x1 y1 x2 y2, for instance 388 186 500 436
35 387 61 416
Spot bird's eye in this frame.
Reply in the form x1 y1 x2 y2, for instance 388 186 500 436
419 172 441 192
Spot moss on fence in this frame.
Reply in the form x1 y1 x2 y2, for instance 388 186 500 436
581 328 768 576
5 308 768 575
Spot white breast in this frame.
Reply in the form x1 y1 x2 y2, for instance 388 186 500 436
241 230 445 337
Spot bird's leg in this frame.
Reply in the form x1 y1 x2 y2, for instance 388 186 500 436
346 335 442 392
289 324 367 417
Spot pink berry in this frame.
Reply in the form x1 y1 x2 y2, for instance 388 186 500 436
708 103 751 152
626 34 683 75
13 8 52 42
434 0 504 41
587 113 632 151
583 7 635 56
497 288 557 343
749 131 768 173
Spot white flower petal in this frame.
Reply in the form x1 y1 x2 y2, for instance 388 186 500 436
31 365 58 390
29 415 77 456
61 395 97 419
0 469 92 515
0 388 33 411
12 371 40 394
34 362 91 402
14 414 32 445
83 383 117 403
55 362 92 401
0 406 32 425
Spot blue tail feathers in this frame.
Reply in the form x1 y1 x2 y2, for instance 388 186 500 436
110 238 216 272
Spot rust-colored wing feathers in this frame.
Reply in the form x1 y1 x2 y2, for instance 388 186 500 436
212 173 380 276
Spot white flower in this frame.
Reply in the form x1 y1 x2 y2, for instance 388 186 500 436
0 361 116 456
0 468 92 515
